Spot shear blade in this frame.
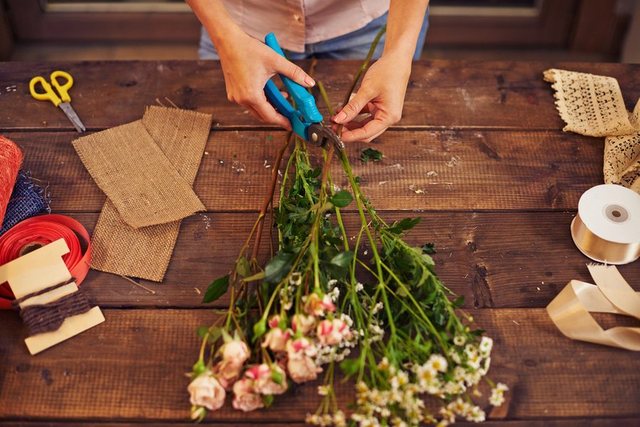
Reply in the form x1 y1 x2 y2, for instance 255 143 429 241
308 123 344 151
60 103 86 133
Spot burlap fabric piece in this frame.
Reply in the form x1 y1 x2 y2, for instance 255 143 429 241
73 119 205 228
544 68 640 193
91 107 212 281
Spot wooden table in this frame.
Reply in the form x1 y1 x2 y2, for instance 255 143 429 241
0 60 639 426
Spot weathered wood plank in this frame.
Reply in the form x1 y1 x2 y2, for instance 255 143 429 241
10 129 602 212
3 421 640 426
0 309 638 422
57 211 639 309
1 61 638 131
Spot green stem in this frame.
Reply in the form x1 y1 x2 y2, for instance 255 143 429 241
340 24 387 111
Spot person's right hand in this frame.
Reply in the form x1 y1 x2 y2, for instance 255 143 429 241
217 31 315 130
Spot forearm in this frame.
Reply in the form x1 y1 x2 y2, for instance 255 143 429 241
383 0 429 62
185 0 243 52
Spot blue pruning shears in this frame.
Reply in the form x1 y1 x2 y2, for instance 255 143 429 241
263 33 344 151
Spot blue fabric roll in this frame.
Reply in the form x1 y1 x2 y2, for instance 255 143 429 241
0 171 51 236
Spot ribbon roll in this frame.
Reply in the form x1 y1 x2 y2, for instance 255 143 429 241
571 184 640 265
547 264 640 351
0 214 91 309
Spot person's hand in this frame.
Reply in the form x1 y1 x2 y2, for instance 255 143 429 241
332 53 411 142
217 31 315 130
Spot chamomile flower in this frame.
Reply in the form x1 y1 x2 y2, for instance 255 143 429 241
426 354 448 373
466 406 486 422
453 335 466 346
372 301 384 314
479 336 493 356
489 383 509 406
289 272 302 286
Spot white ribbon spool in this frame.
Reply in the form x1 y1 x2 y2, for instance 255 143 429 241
571 184 640 265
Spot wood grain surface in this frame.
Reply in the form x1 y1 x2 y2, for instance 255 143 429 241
1 310 639 422
0 60 638 426
1 61 638 131
61 212 640 309
7 128 602 211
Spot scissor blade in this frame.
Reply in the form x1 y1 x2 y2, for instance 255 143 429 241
59 102 86 133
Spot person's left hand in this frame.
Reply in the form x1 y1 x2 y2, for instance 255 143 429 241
332 53 411 143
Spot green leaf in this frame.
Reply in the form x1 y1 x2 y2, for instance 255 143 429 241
235 256 251 278
242 270 265 282
360 147 383 162
264 252 295 284
253 318 267 341
202 275 230 303
422 242 436 254
330 251 354 269
386 217 421 234
330 190 353 208
453 295 465 308
196 326 209 339
340 358 362 376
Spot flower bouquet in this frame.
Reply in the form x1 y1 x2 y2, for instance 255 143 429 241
187 29 508 426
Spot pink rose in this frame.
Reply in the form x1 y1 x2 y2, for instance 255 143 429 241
287 354 321 384
261 327 291 353
220 339 250 365
188 370 226 411
286 337 317 358
317 318 352 346
303 293 335 316
292 314 316 334
232 378 264 412
268 315 281 329
247 363 288 395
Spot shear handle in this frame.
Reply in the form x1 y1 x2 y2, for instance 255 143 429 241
264 80 308 139
264 32 323 124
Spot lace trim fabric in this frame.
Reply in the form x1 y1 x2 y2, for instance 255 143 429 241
604 132 640 191
544 68 640 193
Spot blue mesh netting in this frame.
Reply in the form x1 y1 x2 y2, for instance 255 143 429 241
0 171 51 236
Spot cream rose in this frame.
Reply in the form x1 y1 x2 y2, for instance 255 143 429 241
292 314 316 334
249 364 288 395
287 353 321 384
220 339 250 365
212 359 243 390
188 371 226 411
232 378 264 412
261 327 291 353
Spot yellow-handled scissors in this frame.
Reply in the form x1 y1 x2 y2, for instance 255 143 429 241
29 70 86 133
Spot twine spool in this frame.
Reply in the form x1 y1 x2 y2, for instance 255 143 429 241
0 135 23 226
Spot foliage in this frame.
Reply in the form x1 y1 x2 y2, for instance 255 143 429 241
360 147 383 163
189 26 507 427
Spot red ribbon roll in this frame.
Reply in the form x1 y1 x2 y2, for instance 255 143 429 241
0 214 92 310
